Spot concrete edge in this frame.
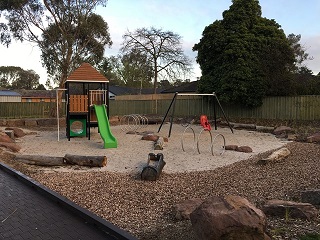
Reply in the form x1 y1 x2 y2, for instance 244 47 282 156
0 162 138 240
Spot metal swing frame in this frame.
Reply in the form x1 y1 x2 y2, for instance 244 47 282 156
157 92 234 137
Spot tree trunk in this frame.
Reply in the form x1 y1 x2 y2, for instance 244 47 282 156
15 155 65 166
64 154 107 167
153 61 158 94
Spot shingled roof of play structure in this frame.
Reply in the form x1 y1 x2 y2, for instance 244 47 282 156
67 63 109 83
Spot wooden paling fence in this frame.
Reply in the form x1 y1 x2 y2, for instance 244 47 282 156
108 95 320 121
1 95 320 121
0 102 61 119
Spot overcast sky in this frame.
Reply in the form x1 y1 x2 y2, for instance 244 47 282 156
0 0 319 86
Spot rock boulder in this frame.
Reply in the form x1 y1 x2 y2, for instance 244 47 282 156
0 132 14 143
5 127 26 138
262 199 318 221
258 147 290 164
237 146 253 153
273 126 294 136
306 133 320 143
190 195 270 240
301 189 320 206
225 145 238 151
0 142 21 152
141 134 159 141
174 198 203 220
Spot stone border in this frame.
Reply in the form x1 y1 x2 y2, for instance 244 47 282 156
0 118 66 127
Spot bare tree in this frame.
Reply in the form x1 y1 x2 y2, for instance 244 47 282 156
121 27 192 93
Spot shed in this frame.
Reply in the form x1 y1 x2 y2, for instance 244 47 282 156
0 90 21 102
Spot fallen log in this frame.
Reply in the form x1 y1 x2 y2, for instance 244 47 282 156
154 137 164 150
15 154 107 167
15 155 65 166
232 123 256 130
141 153 166 181
64 154 107 167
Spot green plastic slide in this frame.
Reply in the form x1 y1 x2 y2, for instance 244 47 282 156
93 105 118 148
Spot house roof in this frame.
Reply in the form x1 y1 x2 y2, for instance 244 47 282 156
67 63 108 83
161 81 198 93
109 86 137 95
109 86 164 95
16 89 57 98
0 90 21 96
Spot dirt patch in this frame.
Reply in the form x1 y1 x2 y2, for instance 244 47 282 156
5 123 289 174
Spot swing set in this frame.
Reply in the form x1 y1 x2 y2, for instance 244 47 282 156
157 92 233 137
157 92 233 155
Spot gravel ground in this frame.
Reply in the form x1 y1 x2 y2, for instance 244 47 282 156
1 141 320 239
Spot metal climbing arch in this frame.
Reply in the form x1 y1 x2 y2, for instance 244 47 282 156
181 123 226 156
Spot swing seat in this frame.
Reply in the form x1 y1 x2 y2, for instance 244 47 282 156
200 115 211 131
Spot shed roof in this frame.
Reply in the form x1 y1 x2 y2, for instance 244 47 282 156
67 63 108 83
0 90 21 96
15 89 56 98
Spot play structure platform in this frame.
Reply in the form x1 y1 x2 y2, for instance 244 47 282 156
63 63 117 148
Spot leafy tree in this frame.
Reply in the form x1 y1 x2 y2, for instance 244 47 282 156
0 0 27 10
173 79 183 87
0 0 27 46
121 27 192 93
193 0 295 107
287 33 313 72
96 56 124 86
0 66 42 89
35 83 46 90
0 74 9 88
0 15 10 46
172 78 191 87
11 69 40 89
1 0 112 90
158 80 173 89
290 67 320 95
120 50 153 88
0 66 20 88
98 52 153 89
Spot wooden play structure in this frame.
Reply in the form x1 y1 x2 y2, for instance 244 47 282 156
64 63 117 148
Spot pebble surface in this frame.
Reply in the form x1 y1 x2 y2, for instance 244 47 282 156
18 141 319 239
